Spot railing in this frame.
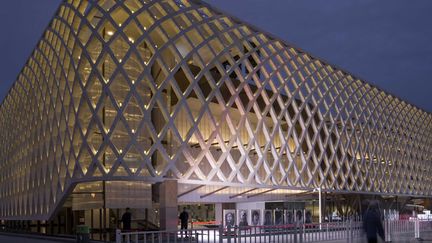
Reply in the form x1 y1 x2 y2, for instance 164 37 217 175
116 219 432 243
384 219 432 242
116 220 363 243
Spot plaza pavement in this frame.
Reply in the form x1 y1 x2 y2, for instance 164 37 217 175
1 231 432 242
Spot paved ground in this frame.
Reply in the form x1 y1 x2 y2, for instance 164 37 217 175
0 234 71 243
2 231 432 242
0 232 95 243
348 232 432 242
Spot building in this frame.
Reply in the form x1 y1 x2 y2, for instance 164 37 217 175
0 0 431 237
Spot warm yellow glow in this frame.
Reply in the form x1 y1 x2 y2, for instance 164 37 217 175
2 0 430 221
356 153 361 160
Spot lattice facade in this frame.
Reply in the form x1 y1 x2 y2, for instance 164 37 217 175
0 0 431 220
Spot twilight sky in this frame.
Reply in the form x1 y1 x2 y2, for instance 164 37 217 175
0 0 431 112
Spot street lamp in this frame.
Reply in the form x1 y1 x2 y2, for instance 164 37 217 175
313 187 322 230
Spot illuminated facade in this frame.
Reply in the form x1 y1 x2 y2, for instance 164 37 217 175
1 0 431 221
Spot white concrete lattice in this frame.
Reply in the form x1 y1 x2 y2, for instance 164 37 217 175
0 0 431 220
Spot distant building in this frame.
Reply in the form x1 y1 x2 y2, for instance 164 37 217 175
0 0 431 236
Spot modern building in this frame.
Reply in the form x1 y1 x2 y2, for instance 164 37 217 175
0 0 431 237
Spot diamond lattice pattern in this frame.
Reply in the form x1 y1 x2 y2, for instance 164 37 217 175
0 0 431 220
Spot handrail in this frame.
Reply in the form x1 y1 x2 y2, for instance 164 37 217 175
116 219 432 243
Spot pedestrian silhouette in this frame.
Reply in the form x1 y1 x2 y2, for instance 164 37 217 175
363 201 384 243
121 207 132 230
179 207 189 238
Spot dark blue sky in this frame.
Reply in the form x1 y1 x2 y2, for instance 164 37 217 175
0 0 431 112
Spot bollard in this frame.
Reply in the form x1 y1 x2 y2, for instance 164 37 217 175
227 225 231 243
219 225 223 243
326 222 329 239
384 219 391 242
116 228 121 243
299 223 303 243
415 219 420 239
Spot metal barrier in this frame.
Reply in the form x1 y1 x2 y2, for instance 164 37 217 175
116 221 363 243
116 219 432 243
384 219 432 242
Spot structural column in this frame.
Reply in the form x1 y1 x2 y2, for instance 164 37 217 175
159 180 178 230
215 203 222 225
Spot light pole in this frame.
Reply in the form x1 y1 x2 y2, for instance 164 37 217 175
313 187 322 230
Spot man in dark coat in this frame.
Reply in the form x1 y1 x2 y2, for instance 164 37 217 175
179 207 189 237
363 201 385 243
121 207 132 230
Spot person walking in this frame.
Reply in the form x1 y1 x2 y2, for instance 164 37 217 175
121 207 132 231
363 201 384 243
179 207 189 238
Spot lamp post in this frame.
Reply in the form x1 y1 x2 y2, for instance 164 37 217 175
313 187 322 230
